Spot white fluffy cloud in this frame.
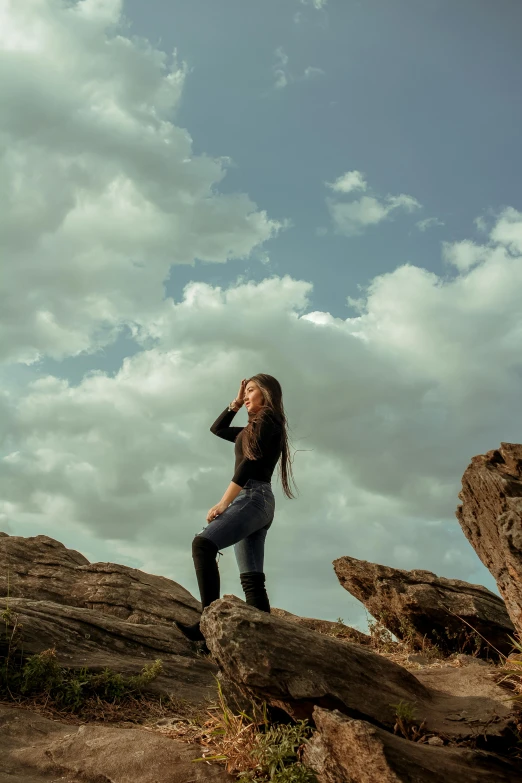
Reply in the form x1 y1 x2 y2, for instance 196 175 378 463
416 217 445 232
325 170 421 236
442 239 489 271
326 170 367 194
0 0 285 365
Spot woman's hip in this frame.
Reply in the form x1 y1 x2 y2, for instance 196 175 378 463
197 483 275 543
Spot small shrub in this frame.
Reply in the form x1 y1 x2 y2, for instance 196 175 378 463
390 699 427 742
191 675 318 782
1 603 163 713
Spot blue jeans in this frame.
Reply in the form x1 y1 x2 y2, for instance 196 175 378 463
195 479 275 573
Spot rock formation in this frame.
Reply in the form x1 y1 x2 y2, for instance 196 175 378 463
2 470 522 783
0 596 216 705
200 595 518 744
0 703 235 782
456 442 522 635
332 555 515 657
271 606 371 645
0 532 201 625
302 707 521 783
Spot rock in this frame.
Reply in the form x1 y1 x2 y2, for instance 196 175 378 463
332 555 514 657
200 596 518 743
270 606 371 645
1 597 218 706
406 653 433 666
456 442 522 635
0 703 235 782
302 707 522 783
0 533 201 626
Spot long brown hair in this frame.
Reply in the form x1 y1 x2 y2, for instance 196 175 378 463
241 374 299 500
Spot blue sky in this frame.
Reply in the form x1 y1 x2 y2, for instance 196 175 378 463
2 0 522 629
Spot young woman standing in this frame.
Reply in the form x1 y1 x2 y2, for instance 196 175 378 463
175 373 298 648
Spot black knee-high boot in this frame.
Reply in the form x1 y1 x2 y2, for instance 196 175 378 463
239 571 271 613
174 536 220 641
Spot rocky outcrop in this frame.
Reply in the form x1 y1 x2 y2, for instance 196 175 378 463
456 442 522 635
200 595 518 744
0 596 217 705
270 606 371 645
2 528 522 782
0 533 201 625
0 704 235 783
302 707 522 783
332 555 515 657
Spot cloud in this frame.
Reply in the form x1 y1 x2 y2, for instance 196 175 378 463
442 206 522 271
303 66 325 80
300 0 328 8
0 0 286 366
327 193 421 237
490 206 522 254
416 217 445 232
271 48 324 89
324 170 421 236
3 211 522 621
273 46 289 89
442 240 490 272
326 170 367 194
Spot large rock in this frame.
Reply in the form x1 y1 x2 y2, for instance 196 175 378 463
200 596 518 743
0 533 201 625
302 706 522 783
332 555 515 657
456 442 522 635
270 606 371 646
0 703 235 783
1 597 218 706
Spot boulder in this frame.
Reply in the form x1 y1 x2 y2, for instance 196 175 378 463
0 703 235 782
456 442 522 635
302 706 522 783
332 555 515 657
1 597 218 706
200 596 518 744
0 533 201 626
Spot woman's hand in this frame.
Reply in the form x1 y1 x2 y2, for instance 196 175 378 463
236 378 248 406
207 501 228 523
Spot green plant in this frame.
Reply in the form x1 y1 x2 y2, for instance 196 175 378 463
1 599 164 713
1 643 164 711
191 675 318 782
390 699 427 742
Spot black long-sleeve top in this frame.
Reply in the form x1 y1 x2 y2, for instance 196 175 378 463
210 407 283 487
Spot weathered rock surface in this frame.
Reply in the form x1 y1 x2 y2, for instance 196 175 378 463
302 706 522 783
456 442 522 635
200 596 518 743
333 555 515 657
0 532 201 625
0 703 235 783
1 597 218 705
270 606 371 645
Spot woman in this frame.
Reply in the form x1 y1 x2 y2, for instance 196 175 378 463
175 374 298 649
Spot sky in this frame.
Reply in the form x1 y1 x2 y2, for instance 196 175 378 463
2 0 522 630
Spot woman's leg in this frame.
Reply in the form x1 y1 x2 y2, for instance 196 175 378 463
176 482 274 641
234 484 275 612
174 536 220 641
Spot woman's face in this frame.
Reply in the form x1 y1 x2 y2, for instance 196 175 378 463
244 381 263 414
